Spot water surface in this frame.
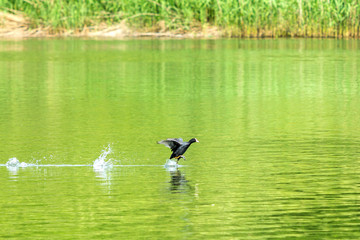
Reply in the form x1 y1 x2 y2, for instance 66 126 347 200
0 39 360 239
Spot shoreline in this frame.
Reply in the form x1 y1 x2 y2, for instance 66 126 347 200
0 26 223 40
0 12 223 39
0 12 358 40
0 25 352 40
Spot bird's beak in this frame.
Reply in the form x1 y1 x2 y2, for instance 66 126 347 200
195 138 199 142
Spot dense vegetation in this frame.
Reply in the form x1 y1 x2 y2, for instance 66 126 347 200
1 0 360 37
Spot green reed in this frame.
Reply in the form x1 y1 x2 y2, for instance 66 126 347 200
1 0 360 37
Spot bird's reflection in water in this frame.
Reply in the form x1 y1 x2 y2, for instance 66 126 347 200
168 169 192 193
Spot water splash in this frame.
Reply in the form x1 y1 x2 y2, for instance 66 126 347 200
1 151 172 169
6 157 28 168
93 145 114 170
19 162 28 167
164 159 179 172
5 157 28 174
6 157 20 167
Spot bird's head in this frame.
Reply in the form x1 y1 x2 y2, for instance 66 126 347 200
189 138 199 143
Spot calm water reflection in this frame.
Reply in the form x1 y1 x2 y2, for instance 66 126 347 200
0 39 360 239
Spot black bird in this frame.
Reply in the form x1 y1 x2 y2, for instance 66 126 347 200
157 138 199 162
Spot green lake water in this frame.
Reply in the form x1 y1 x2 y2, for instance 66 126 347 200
0 39 360 239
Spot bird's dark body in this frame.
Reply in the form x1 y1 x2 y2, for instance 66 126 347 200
157 138 199 162
170 143 191 159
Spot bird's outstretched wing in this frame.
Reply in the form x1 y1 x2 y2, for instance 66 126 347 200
157 138 183 151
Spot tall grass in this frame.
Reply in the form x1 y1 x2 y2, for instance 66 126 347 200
1 0 360 37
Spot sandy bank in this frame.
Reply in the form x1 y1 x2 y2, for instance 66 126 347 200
0 12 222 39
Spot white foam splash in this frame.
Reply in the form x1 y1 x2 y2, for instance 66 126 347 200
6 157 28 168
6 157 20 167
164 159 179 172
5 157 28 174
93 144 113 170
19 162 28 167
